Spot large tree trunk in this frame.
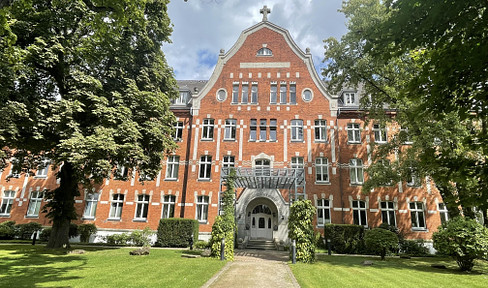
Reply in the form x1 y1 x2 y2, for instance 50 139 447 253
46 162 79 249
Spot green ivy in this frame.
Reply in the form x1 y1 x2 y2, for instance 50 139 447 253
288 199 316 263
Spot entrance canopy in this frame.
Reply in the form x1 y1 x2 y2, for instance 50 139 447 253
220 167 305 190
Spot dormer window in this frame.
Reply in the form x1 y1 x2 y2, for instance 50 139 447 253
172 91 190 105
257 47 272 56
343 92 356 105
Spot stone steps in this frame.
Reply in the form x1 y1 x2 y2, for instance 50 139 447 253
247 240 276 250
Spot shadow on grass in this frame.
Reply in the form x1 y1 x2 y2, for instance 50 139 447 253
315 254 488 276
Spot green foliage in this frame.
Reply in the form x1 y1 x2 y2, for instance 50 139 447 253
324 224 365 254
288 199 316 263
156 218 199 247
0 221 16 239
39 224 79 242
69 223 79 238
433 217 488 271
364 228 398 260
40 227 52 242
130 227 154 247
195 240 210 250
210 169 236 260
15 222 42 240
78 224 97 243
399 239 430 257
104 233 131 246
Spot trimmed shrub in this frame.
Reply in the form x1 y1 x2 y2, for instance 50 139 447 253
129 227 154 246
40 227 52 242
433 217 488 271
78 224 97 243
364 228 399 260
16 222 42 240
288 199 316 263
105 233 130 245
195 240 209 249
156 218 199 247
0 221 17 239
324 224 365 254
400 239 430 256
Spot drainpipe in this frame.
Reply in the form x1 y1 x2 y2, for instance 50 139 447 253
180 111 193 218
336 113 345 224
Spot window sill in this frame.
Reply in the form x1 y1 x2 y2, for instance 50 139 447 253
133 219 148 223
315 181 331 185
223 139 237 142
411 228 428 232
314 140 328 144
200 139 214 142
347 142 362 145
198 220 208 225
290 140 305 143
25 215 39 219
350 183 364 186
107 218 121 222
164 179 178 182
82 217 95 220
0 214 11 218
33 176 48 179
198 179 211 182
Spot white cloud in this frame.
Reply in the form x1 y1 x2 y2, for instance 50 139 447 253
165 0 347 80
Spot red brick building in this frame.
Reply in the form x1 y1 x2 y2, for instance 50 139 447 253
0 10 447 245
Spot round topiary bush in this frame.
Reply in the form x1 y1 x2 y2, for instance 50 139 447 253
433 217 488 271
78 224 98 243
364 228 399 260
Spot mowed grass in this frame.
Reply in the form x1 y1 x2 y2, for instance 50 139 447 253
291 254 488 288
0 245 225 288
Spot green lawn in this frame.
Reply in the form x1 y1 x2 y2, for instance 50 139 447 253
291 255 488 288
0 245 225 288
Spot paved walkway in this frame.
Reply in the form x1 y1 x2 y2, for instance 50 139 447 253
202 249 300 288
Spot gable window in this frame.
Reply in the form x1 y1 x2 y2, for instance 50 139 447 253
251 84 258 104
315 157 329 183
83 192 99 219
174 121 184 141
196 195 209 222
0 190 15 216
290 84 296 104
224 119 237 140
352 200 367 226
202 119 214 140
36 159 50 178
291 157 304 169
165 155 179 180
380 201 396 227
250 119 257 141
314 120 327 142
259 119 267 141
223 156 235 168
317 199 331 226
135 194 150 220
410 202 426 229
269 119 277 141
349 158 364 185
291 120 303 141
347 123 361 143
257 47 272 56
373 124 387 144
109 194 124 219
27 191 43 217
162 195 175 219
172 91 190 105
241 84 249 104
280 85 287 104
270 84 277 104
232 84 239 103
343 92 356 105
438 203 449 225
199 155 212 180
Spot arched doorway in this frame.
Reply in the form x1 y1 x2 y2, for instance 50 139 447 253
250 204 273 239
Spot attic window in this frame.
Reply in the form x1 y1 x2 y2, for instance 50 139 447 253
257 47 272 56
343 92 356 105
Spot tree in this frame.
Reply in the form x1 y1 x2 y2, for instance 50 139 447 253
364 228 398 260
288 199 316 263
323 0 488 223
0 0 178 248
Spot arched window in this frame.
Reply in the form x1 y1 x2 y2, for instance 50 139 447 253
252 205 272 215
257 47 272 56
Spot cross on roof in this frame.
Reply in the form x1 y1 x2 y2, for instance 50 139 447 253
260 5 271 22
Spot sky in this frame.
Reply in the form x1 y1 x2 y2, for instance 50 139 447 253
164 0 348 80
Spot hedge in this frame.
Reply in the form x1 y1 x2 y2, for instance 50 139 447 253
324 224 365 254
0 221 17 239
156 218 199 247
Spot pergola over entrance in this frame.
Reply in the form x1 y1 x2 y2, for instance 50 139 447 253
218 167 306 214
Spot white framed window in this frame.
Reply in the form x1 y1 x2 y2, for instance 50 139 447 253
302 89 313 102
346 123 361 143
216 89 227 102
290 84 296 104
315 157 329 183
352 200 367 226
291 157 304 169
115 165 129 180
27 191 43 217
269 119 277 141
83 192 99 219
109 194 124 219
0 190 15 216
255 159 271 176
172 91 190 105
250 119 257 141
196 195 209 222
373 124 388 144
224 119 237 140
349 159 364 185
280 85 287 104
380 201 396 227
314 120 327 142
232 84 239 103
36 159 50 178
202 119 214 140
410 202 426 229
222 156 235 168
161 195 175 219
317 199 331 226
343 92 356 105
257 47 272 56
290 119 303 141
259 119 267 141
199 155 212 180
134 194 149 220
174 121 184 141
438 203 449 225
241 84 249 104
270 84 277 104
251 84 258 104
165 155 179 180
